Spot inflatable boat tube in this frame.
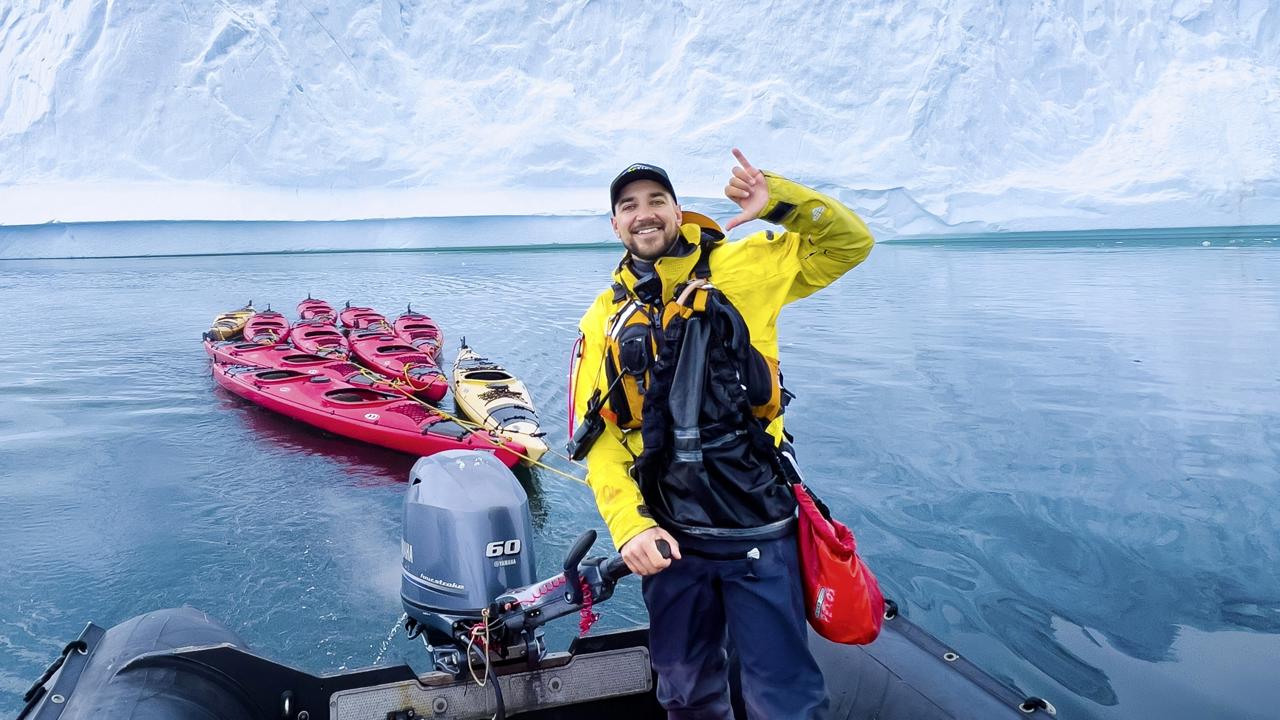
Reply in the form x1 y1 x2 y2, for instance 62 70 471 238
20 606 1052 720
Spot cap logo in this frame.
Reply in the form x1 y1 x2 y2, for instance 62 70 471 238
611 163 674 213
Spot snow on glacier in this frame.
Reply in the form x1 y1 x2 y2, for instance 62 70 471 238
1 0 1279 237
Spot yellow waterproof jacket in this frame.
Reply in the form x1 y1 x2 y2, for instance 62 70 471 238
573 173 874 550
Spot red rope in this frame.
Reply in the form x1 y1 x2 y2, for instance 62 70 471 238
578 577 599 635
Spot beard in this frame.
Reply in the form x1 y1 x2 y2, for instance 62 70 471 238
624 224 680 261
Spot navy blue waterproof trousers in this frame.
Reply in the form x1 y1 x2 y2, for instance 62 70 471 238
641 534 827 719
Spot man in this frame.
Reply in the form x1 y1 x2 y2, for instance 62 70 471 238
571 149 874 718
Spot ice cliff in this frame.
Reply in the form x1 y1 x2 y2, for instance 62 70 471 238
2 0 1279 235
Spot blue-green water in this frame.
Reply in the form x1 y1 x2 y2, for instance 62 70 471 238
1 231 1278 719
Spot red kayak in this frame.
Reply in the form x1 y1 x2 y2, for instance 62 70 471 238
393 309 443 359
347 329 449 402
243 310 290 345
205 340 410 396
212 363 523 466
291 320 350 358
204 339 311 365
206 339 341 371
339 304 391 331
297 297 337 324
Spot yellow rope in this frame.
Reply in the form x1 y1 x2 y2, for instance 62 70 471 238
400 362 445 393
349 365 588 485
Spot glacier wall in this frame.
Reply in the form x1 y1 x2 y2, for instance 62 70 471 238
2 0 1279 235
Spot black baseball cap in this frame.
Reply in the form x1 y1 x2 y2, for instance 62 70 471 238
610 163 677 214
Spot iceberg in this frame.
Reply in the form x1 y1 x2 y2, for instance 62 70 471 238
2 1 1278 244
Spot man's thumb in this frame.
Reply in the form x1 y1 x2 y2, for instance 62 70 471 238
723 211 753 231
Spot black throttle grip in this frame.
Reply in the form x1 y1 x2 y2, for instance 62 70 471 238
603 555 630 581
655 539 672 559
601 538 674 582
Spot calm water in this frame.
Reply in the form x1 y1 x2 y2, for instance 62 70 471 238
1 231 1278 720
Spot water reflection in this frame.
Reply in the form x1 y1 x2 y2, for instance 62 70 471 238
1 240 1278 720
214 390 417 485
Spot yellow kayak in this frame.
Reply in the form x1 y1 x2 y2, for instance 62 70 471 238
205 303 255 341
451 341 548 465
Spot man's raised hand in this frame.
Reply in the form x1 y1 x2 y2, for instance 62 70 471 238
723 148 769 231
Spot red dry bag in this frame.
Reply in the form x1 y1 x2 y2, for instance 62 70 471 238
794 482 885 644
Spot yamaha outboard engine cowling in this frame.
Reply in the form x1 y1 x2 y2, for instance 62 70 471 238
400 450 537 649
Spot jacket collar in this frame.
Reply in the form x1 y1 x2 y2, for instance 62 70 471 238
611 224 709 305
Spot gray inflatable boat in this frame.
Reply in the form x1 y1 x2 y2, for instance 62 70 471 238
19 452 1055 719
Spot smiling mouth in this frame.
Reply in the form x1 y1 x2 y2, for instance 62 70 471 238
632 227 662 237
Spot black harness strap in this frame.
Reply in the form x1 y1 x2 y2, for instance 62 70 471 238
692 235 714 280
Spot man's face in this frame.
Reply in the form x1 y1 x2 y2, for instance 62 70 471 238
611 179 683 261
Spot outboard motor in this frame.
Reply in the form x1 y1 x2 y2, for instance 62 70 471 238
400 450 538 671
